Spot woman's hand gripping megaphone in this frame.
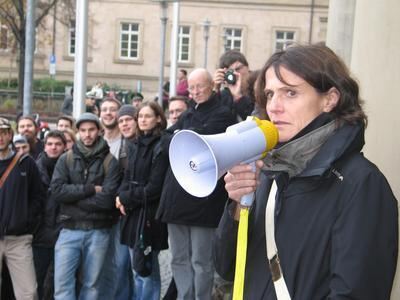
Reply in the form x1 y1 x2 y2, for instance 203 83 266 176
224 160 264 217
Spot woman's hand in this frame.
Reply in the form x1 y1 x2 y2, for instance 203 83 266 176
115 196 126 216
224 160 264 203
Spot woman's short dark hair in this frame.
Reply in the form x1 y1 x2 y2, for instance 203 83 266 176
137 101 167 136
256 44 367 126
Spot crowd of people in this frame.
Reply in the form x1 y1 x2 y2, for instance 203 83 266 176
0 44 398 300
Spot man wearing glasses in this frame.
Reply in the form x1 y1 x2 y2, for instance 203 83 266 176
213 50 255 122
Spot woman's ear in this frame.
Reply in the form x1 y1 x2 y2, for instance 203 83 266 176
323 87 340 112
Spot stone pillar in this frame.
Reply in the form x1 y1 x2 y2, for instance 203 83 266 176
326 0 356 66
350 1 400 299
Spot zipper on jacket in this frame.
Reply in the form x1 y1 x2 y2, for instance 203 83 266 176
331 168 344 181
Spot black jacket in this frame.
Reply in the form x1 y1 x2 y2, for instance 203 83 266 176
0 152 45 238
119 133 169 249
50 139 122 230
33 152 61 247
214 123 398 299
219 88 254 122
157 93 235 227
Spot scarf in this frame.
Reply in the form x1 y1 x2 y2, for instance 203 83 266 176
76 136 108 161
263 120 337 178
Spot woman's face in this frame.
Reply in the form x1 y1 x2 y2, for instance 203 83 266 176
63 132 75 150
138 106 160 134
265 66 336 143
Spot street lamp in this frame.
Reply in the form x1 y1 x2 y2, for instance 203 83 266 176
202 19 211 68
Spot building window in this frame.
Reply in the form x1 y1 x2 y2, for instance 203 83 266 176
223 28 242 52
274 30 295 52
178 25 191 63
120 22 140 60
68 20 75 56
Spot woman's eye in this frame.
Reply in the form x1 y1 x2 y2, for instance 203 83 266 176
287 90 296 97
265 91 273 100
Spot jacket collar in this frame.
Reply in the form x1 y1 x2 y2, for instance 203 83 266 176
262 120 364 178
192 92 219 112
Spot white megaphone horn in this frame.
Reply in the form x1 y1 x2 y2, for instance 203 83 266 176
169 116 279 206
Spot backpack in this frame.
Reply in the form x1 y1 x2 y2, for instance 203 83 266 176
66 149 113 176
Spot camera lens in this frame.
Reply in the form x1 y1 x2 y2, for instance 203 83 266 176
224 70 237 85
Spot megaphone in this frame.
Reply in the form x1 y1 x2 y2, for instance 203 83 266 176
169 117 279 205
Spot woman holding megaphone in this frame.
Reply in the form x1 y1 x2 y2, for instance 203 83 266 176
214 44 398 300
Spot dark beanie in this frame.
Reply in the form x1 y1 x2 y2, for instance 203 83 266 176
118 105 136 119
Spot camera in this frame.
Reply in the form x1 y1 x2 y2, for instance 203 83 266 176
224 69 237 85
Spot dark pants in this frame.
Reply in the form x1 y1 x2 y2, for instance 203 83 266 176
33 246 54 300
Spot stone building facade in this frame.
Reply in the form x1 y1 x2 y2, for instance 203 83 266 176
0 0 329 98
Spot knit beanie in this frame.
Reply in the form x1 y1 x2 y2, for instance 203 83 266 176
118 105 136 119
76 113 101 129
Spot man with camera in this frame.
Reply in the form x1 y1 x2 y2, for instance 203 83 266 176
213 50 255 122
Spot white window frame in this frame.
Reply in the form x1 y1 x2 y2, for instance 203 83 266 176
274 29 296 52
68 20 76 56
178 25 191 63
119 22 140 60
223 27 243 52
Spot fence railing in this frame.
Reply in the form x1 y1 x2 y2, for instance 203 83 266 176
0 89 65 118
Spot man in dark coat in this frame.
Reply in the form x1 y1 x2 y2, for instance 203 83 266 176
50 113 121 299
0 117 45 299
157 68 235 299
33 130 67 299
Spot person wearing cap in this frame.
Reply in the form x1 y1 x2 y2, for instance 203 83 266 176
97 101 136 300
0 117 45 299
33 130 67 299
50 113 121 300
13 134 31 155
17 115 44 160
131 92 144 109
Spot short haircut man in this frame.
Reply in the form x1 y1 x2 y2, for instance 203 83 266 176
56 116 75 132
50 113 121 299
100 97 122 158
33 130 67 298
168 96 189 126
0 117 45 299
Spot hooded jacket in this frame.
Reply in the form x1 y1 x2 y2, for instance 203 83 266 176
214 117 398 299
50 137 122 230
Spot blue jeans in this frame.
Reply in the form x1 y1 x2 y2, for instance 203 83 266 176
129 249 160 300
54 228 110 300
98 221 134 300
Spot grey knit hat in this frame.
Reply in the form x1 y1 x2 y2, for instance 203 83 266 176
76 113 101 129
118 105 136 119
